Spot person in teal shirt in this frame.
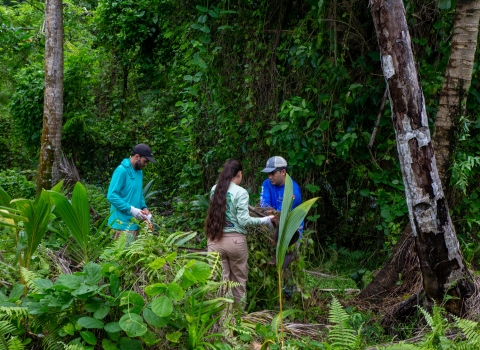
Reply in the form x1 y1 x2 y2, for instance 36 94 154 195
107 143 156 238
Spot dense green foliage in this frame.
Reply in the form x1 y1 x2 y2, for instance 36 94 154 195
4 0 478 257
3 0 480 347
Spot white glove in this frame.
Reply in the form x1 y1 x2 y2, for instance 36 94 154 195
145 213 152 223
260 215 275 227
130 206 146 220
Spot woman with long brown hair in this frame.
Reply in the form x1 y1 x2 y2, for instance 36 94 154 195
205 159 273 308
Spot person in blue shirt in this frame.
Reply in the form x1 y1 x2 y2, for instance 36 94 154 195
260 156 303 236
107 143 156 239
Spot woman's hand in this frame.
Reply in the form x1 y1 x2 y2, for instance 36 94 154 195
260 215 275 227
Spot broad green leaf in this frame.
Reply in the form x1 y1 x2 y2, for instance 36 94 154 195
151 296 173 317
143 307 169 327
63 323 75 336
277 197 318 266
104 322 122 333
189 261 211 283
196 5 208 12
145 283 167 296
80 330 97 345
78 316 104 329
119 313 147 337
118 337 142 350
0 186 12 207
277 175 294 266
16 190 52 268
271 309 301 337
110 274 120 297
359 189 370 197
94 304 111 319
166 331 182 343
55 274 80 289
72 284 97 296
9 284 25 299
120 291 144 314
102 338 119 350
166 283 185 302
165 251 177 262
84 262 102 285
438 0 451 10
49 183 91 264
149 257 166 270
142 330 158 346
85 298 102 312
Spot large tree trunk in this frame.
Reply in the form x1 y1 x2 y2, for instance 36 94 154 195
434 0 480 189
37 0 64 193
369 0 474 316
360 1 480 305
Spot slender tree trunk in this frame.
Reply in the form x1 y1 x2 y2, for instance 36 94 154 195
369 0 473 315
37 0 64 193
434 0 480 189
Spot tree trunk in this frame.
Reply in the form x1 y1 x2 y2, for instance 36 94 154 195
369 0 474 315
37 0 64 193
434 0 480 189
360 1 480 306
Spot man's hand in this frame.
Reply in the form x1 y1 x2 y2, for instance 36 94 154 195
130 206 146 220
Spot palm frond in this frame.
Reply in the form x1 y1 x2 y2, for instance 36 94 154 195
191 194 210 212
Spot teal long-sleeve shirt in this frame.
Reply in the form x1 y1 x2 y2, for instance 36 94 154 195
210 182 262 235
107 158 147 230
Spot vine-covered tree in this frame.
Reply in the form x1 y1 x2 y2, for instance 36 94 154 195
37 0 63 192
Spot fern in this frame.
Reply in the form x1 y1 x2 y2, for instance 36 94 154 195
0 307 29 323
417 304 453 349
6 337 24 350
0 321 16 350
327 296 362 349
454 316 480 348
19 267 40 294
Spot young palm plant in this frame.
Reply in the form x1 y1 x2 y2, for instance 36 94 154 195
49 181 111 265
276 174 318 346
0 186 53 285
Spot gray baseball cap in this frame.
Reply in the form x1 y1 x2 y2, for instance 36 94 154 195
261 156 288 173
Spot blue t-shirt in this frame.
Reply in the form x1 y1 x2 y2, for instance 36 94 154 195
260 178 304 236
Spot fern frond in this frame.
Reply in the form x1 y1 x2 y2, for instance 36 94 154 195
0 307 29 322
327 296 358 349
19 267 40 294
0 321 16 350
417 306 434 328
6 336 24 350
454 316 480 347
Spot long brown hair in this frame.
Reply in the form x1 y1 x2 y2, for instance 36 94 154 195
205 159 242 242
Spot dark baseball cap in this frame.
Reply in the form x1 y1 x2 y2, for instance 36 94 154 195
132 144 156 163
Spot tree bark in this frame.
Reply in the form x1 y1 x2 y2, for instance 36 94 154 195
434 0 480 189
361 1 480 306
369 0 474 315
37 0 64 193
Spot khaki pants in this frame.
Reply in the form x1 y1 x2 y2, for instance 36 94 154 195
208 232 248 306
113 230 138 240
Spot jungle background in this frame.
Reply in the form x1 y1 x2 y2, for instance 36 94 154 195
2 0 480 349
